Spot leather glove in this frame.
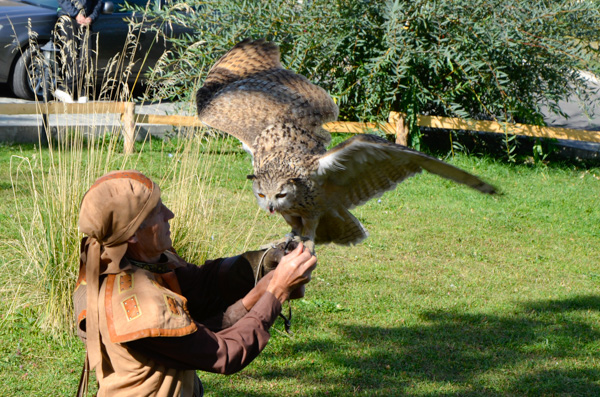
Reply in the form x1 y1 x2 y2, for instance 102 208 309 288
217 240 298 306
242 239 299 280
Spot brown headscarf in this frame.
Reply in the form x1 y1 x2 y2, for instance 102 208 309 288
78 170 161 370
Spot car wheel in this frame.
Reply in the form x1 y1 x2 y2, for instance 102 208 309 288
11 46 54 101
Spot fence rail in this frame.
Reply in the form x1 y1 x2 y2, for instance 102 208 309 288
132 110 600 146
0 102 598 154
391 112 600 145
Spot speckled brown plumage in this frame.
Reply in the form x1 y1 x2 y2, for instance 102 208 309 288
196 39 497 247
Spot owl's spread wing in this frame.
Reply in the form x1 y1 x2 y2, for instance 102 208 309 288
315 135 496 209
196 39 339 152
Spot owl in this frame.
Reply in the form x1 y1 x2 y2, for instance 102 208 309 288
196 39 496 250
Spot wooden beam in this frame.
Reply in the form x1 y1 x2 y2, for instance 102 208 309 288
2 101 596 145
133 114 204 127
0 102 128 115
0 103 42 115
416 114 600 143
122 102 136 154
134 115 399 135
324 121 395 135
389 112 408 145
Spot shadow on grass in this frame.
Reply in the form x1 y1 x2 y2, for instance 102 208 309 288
421 128 600 169
227 295 600 396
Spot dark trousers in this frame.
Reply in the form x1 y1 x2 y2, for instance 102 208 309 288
54 15 94 98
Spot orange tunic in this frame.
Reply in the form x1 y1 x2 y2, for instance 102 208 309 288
76 254 281 396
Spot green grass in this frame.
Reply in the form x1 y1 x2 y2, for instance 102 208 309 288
1 136 599 395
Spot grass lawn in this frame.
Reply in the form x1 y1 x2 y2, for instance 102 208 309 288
0 134 599 396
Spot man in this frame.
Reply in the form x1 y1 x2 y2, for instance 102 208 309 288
53 0 104 103
74 170 317 396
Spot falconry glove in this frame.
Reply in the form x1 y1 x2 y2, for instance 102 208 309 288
217 241 292 307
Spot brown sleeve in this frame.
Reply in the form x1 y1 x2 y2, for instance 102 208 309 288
126 292 282 374
174 258 227 322
200 299 249 331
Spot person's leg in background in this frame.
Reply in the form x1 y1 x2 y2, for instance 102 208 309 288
54 15 92 103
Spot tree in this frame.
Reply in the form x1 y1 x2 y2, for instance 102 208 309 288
142 0 600 151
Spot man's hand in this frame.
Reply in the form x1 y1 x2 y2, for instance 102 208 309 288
239 240 311 310
76 13 92 26
267 243 317 304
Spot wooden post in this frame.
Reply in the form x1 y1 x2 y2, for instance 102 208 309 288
389 111 409 145
122 102 136 154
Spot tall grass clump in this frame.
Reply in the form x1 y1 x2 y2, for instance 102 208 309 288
0 19 149 337
4 110 269 338
7 125 130 337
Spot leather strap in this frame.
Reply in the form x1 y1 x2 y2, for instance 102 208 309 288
76 352 89 397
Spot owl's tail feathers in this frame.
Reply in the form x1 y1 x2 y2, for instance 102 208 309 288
315 207 368 246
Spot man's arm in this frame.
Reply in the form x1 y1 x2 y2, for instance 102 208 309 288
174 245 285 330
127 291 282 374
129 243 316 373
57 0 84 18
174 257 253 329
88 0 104 23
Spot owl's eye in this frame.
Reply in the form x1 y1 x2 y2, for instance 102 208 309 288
275 193 287 199
258 193 265 198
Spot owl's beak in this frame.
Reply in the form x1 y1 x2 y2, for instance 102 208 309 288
269 204 275 213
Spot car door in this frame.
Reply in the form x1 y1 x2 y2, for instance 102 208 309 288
92 0 163 83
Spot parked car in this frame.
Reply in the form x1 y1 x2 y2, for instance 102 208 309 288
0 0 191 100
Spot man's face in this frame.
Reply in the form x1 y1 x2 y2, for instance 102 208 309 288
133 199 175 259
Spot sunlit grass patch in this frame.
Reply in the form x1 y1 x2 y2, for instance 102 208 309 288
0 140 599 394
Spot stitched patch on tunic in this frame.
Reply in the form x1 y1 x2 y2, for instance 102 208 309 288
118 273 134 293
122 295 142 321
164 295 181 316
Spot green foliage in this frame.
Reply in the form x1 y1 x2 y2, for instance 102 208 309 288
144 0 600 154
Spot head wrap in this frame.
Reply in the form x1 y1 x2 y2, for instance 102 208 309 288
78 170 161 370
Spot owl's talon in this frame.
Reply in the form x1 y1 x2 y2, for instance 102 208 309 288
285 235 315 255
284 232 298 240
264 233 314 254
302 239 316 255
258 236 289 251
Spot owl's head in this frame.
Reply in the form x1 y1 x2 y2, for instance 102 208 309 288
247 174 300 214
